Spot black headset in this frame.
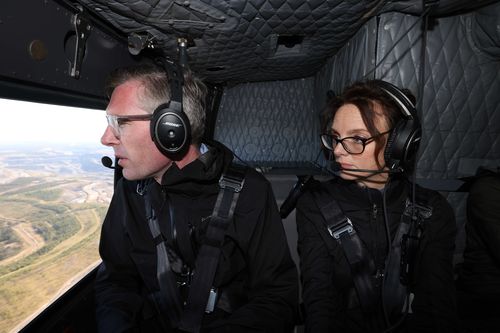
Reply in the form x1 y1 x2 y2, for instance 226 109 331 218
377 80 422 172
150 59 191 159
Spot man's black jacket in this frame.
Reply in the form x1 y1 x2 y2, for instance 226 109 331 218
457 170 500 326
296 176 458 333
95 141 299 332
459 171 500 294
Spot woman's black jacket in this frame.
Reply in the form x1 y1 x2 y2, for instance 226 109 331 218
95 141 299 332
296 176 458 333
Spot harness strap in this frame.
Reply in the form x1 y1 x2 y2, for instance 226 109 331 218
312 192 378 313
382 198 431 323
401 200 431 285
142 181 183 327
382 200 412 321
178 163 246 333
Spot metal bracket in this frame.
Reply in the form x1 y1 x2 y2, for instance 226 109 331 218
69 7 92 79
128 32 156 55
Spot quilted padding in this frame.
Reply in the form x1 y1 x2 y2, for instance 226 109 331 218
76 0 496 84
375 10 500 180
214 77 321 169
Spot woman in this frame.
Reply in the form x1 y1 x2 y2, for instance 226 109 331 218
296 80 458 332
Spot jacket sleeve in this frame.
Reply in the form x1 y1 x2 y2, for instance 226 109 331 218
94 180 144 333
408 190 459 333
467 175 500 264
296 191 342 333
212 172 299 333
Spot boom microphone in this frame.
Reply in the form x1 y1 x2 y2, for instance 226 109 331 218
101 156 123 188
280 175 319 219
332 162 403 174
101 156 115 169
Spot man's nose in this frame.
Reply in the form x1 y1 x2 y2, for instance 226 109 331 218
101 126 119 146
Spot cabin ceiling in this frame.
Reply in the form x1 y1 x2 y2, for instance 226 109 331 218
73 0 497 84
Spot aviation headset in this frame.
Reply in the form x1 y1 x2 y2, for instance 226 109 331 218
377 80 422 172
150 59 191 159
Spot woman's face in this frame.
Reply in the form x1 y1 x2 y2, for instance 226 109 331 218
331 103 391 189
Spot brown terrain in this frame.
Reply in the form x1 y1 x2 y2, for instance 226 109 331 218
0 150 113 333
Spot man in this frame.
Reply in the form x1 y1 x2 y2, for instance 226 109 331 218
95 63 299 332
457 167 500 332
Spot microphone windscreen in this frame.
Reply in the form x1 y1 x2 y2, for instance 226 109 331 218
279 176 317 219
101 156 114 169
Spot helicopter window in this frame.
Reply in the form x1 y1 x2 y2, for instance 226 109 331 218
0 98 112 332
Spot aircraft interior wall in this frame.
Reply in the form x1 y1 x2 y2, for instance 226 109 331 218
0 0 139 109
214 78 322 171
375 5 500 264
213 3 500 269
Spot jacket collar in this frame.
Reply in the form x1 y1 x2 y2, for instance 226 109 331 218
331 176 408 208
159 140 234 196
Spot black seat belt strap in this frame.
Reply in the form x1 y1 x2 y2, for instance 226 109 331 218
141 181 183 327
178 163 246 333
383 198 432 320
401 200 431 285
382 200 411 320
312 192 378 312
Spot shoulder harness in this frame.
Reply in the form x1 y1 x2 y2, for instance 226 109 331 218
311 189 432 317
311 190 378 312
140 162 247 332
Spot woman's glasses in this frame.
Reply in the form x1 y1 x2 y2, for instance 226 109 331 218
320 129 392 154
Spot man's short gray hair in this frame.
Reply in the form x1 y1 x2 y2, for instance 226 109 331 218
105 63 207 145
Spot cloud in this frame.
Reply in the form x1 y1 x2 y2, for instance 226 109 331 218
0 99 107 144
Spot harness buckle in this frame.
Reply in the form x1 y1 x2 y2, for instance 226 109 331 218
205 288 218 313
219 174 244 192
327 217 355 239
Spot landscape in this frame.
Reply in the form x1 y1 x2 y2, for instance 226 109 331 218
0 144 113 333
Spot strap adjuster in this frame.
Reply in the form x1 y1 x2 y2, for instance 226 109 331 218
219 175 244 193
327 217 354 239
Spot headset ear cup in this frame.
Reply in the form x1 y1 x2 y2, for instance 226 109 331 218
384 122 401 170
377 80 421 172
150 103 191 159
402 122 422 170
385 119 421 171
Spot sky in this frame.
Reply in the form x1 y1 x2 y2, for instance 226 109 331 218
0 98 108 145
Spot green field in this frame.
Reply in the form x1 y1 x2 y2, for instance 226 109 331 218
0 174 111 333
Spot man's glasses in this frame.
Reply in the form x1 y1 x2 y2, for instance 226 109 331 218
105 114 152 136
320 129 392 154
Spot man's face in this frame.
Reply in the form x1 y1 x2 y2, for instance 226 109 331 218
101 80 172 182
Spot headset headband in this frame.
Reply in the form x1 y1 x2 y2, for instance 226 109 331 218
375 80 418 121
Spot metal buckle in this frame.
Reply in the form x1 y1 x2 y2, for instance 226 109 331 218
219 175 244 193
327 218 354 239
205 288 218 313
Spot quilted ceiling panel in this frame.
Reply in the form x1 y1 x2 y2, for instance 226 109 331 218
74 0 498 84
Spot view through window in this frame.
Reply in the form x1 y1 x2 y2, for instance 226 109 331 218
0 99 113 332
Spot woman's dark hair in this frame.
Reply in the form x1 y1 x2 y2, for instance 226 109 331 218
320 80 415 167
